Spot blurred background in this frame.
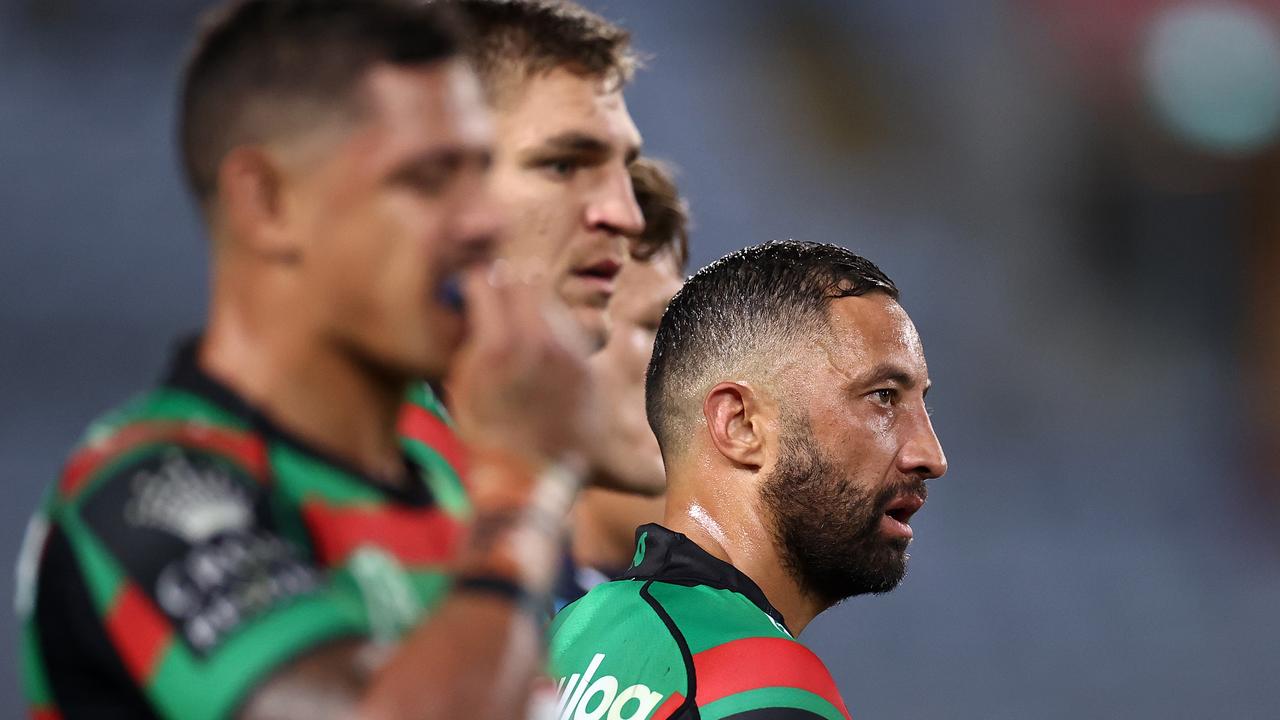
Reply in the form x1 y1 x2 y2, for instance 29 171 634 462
3 0 1280 716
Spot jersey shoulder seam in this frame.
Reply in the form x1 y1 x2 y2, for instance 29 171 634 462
639 579 700 719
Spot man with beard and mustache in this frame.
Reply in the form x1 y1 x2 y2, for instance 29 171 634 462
548 241 947 720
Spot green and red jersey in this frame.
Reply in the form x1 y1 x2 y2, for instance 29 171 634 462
548 524 852 720
17 341 470 720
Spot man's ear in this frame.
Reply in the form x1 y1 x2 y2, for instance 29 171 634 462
216 146 302 263
703 381 771 470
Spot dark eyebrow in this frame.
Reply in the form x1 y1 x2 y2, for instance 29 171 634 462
851 362 925 392
539 132 610 155
527 131 642 164
388 146 491 184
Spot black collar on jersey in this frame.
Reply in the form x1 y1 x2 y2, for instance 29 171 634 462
163 336 433 506
620 523 791 634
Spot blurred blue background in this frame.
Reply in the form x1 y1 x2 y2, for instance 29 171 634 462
4 0 1280 717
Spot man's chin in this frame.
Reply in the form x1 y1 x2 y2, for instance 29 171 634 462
569 305 610 353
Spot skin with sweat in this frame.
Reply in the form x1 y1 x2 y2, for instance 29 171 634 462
663 292 947 635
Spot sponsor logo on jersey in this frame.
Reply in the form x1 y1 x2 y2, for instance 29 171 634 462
81 448 322 656
555 653 665 720
124 450 253 543
631 531 648 569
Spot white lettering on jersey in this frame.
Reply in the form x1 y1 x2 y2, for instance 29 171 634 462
556 653 665 720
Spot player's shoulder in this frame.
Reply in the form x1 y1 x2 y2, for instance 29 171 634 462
644 583 850 720
550 578 689 720
550 577 661 648
550 579 850 720
645 579 791 649
54 385 265 509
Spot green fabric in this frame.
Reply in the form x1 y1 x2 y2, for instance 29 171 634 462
549 542 845 719
21 381 470 719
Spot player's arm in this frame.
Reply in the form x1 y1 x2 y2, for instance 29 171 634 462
244 269 600 720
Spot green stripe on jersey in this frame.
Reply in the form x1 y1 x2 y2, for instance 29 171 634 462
19 621 53 708
82 389 249 446
144 589 369 720
270 445 389 506
404 382 452 424
57 509 125 610
401 437 470 517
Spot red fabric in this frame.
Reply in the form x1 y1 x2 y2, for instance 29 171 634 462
649 692 687 720
104 584 172 682
302 501 464 567
693 636 851 719
60 423 268 498
30 706 63 720
397 404 470 481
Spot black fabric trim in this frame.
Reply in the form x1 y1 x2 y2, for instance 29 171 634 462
163 336 432 507
640 579 699 719
622 524 791 634
37 525 160 719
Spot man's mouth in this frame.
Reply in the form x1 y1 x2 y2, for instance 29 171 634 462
569 258 623 299
880 493 925 540
573 258 622 282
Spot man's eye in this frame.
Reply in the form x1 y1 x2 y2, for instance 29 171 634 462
872 389 895 404
540 158 579 179
393 168 450 196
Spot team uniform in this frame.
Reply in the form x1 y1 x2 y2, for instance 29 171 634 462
17 340 470 720
548 524 852 720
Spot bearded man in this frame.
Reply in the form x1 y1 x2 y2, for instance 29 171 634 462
548 241 948 720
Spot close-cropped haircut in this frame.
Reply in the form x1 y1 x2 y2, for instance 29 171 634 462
452 0 638 105
630 158 690 271
645 241 899 456
180 0 463 207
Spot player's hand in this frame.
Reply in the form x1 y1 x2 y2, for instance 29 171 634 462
448 260 601 479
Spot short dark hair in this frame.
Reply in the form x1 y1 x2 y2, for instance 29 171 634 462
645 241 899 455
629 157 690 271
452 0 638 105
180 0 463 206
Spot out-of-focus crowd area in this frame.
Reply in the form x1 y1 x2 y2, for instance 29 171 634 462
2 0 1279 716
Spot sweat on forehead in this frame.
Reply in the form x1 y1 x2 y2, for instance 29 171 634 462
644 240 899 455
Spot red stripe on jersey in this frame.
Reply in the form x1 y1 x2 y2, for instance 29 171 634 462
397 404 470 480
104 583 172 682
60 423 268 498
693 636 851 719
649 692 686 720
30 705 63 720
302 501 464 567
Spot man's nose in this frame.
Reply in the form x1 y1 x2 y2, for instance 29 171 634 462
898 411 947 480
585 166 645 237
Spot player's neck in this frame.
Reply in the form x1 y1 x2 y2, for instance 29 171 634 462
664 480 825 635
202 305 409 485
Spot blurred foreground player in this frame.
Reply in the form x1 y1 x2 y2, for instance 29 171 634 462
549 242 948 719
17 3 597 719
556 159 688 609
